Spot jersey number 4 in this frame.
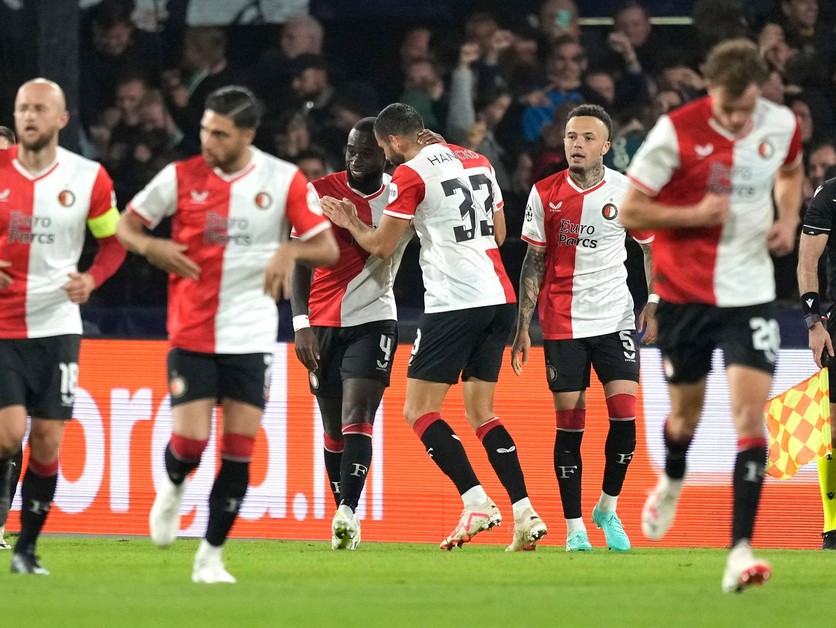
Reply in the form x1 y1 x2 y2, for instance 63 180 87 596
442 174 495 243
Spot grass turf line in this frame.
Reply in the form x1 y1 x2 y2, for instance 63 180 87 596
2 537 834 627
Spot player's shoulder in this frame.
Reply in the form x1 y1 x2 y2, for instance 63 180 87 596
813 177 836 202
311 171 348 196
446 143 490 168
533 168 568 192
176 153 210 176
666 95 710 127
56 146 108 177
603 168 631 193
754 97 796 129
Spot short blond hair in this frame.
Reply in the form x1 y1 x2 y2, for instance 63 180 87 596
702 38 769 97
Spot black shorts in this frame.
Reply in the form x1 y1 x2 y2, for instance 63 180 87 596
408 303 515 385
309 320 398 398
655 301 780 384
544 330 640 393
167 348 272 409
0 334 81 420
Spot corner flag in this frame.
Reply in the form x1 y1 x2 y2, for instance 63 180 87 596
766 368 833 479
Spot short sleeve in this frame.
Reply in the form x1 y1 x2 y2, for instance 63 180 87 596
86 165 120 239
802 181 836 236
383 165 425 220
286 169 329 241
782 116 803 168
627 115 680 196
520 185 546 247
489 165 504 211
290 181 322 239
127 163 178 229
629 230 654 244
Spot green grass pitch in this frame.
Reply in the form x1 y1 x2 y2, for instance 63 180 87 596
2 537 834 627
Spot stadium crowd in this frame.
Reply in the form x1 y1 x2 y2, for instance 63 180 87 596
2 0 832 329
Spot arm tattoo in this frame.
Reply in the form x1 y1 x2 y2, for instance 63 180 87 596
639 242 653 294
516 246 546 332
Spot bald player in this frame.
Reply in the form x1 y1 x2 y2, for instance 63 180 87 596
0 79 126 575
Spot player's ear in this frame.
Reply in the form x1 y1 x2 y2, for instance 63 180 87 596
601 140 611 156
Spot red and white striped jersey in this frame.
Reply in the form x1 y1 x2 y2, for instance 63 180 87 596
128 147 329 354
522 167 652 339
383 143 514 313
304 171 410 327
627 96 802 306
0 146 118 339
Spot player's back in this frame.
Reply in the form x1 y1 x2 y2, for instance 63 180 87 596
394 144 514 313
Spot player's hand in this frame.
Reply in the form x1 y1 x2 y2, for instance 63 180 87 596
638 302 658 344
62 272 96 304
417 129 445 145
264 244 298 302
294 327 320 371
692 193 730 227
0 259 12 289
809 322 834 369
143 238 201 280
320 196 358 229
767 217 798 256
511 330 531 376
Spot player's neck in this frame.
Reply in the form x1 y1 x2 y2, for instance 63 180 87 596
16 143 58 174
568 163 604 189
216 146 253 176
348 173 383 196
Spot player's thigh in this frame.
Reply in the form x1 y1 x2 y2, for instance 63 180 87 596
462 303 516 383
27 335 81 421
544 338 592 393
591 330 640 387
726 364 773 438
309 326 345 399
407 308 491 385
221 398 263 438
218 352 273 411
655 301 716 384
403 378 451 425
340 320 398 391
718 302 780 377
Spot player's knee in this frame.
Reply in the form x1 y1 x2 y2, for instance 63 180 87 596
0 427 25 458
605 393 636 419
556 409 586 431
221 433 255 463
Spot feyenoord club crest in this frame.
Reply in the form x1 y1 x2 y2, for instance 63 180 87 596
602 203 618 220
546 364 558 382
169 373 187 398
255 192 272 209
758 140 774 159
58 190 75 207
309 371 320 391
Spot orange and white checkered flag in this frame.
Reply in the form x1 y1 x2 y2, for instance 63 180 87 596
766 368 833 479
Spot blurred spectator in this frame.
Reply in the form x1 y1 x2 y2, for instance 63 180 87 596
537 0 581 42
691 0 751 60
163 26 241 154
295 148 330 181
788 93 821 149
251 14 325 117
610 1 668 75
655 55 705 102
273 111 316 162
759 22 797 79
585 70 616 107
530 100 573 183
79 0 161 133
89 74 148 161
447 42 513 189
501 24 542 95
807 139 836 193
463 12 514 96
400 59 447 130
762 65 788 104
773 0 835 62
520 36 605 144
